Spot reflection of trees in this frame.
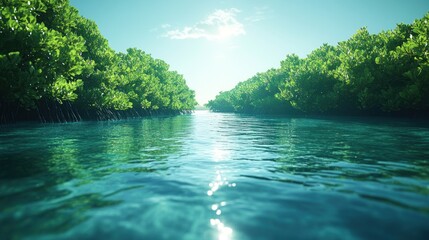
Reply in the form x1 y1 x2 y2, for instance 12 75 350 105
95 115 193 176
0 115 192 182
0 115 192 238
43 115 192 182
220 115 429 209
264 117 429 211
271 118 429 181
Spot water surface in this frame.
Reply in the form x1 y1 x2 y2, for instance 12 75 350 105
1 111 429 239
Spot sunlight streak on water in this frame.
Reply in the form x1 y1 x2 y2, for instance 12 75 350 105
210 218 233 240
212 147 231 162
207 137 236 240
207 170 233 240
207 169 234 240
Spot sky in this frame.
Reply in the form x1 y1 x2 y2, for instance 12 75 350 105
70 0 429 105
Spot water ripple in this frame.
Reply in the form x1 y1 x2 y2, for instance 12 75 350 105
1 112 429 239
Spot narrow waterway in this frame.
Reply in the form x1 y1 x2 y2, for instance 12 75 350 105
1 111 429 239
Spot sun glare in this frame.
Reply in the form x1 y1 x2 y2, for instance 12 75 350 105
212 147 231 161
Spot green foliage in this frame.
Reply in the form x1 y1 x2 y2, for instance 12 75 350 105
0 0 90 108
206 91 234 112
207 68 294 114
116 48 197 111
208 13 429 115
0 0 196 117
281 45 341 112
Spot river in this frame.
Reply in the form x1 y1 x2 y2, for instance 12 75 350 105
1 111 429 239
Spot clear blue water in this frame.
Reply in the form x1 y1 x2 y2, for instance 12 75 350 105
1 111 429 240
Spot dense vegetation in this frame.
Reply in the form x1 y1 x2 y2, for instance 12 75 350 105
207 13 429 116
0 0 197 123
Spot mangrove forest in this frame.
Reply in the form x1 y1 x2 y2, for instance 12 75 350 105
206 13 429 117
0 0 197 123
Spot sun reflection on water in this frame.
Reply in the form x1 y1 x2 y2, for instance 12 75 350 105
210 218 233 240
212 147 231 162
207 170 236 240
207 170 236 197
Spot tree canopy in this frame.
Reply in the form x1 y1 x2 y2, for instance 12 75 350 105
0 0 197 122
207 13 429 116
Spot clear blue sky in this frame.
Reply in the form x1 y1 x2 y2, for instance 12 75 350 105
70 0 428 105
